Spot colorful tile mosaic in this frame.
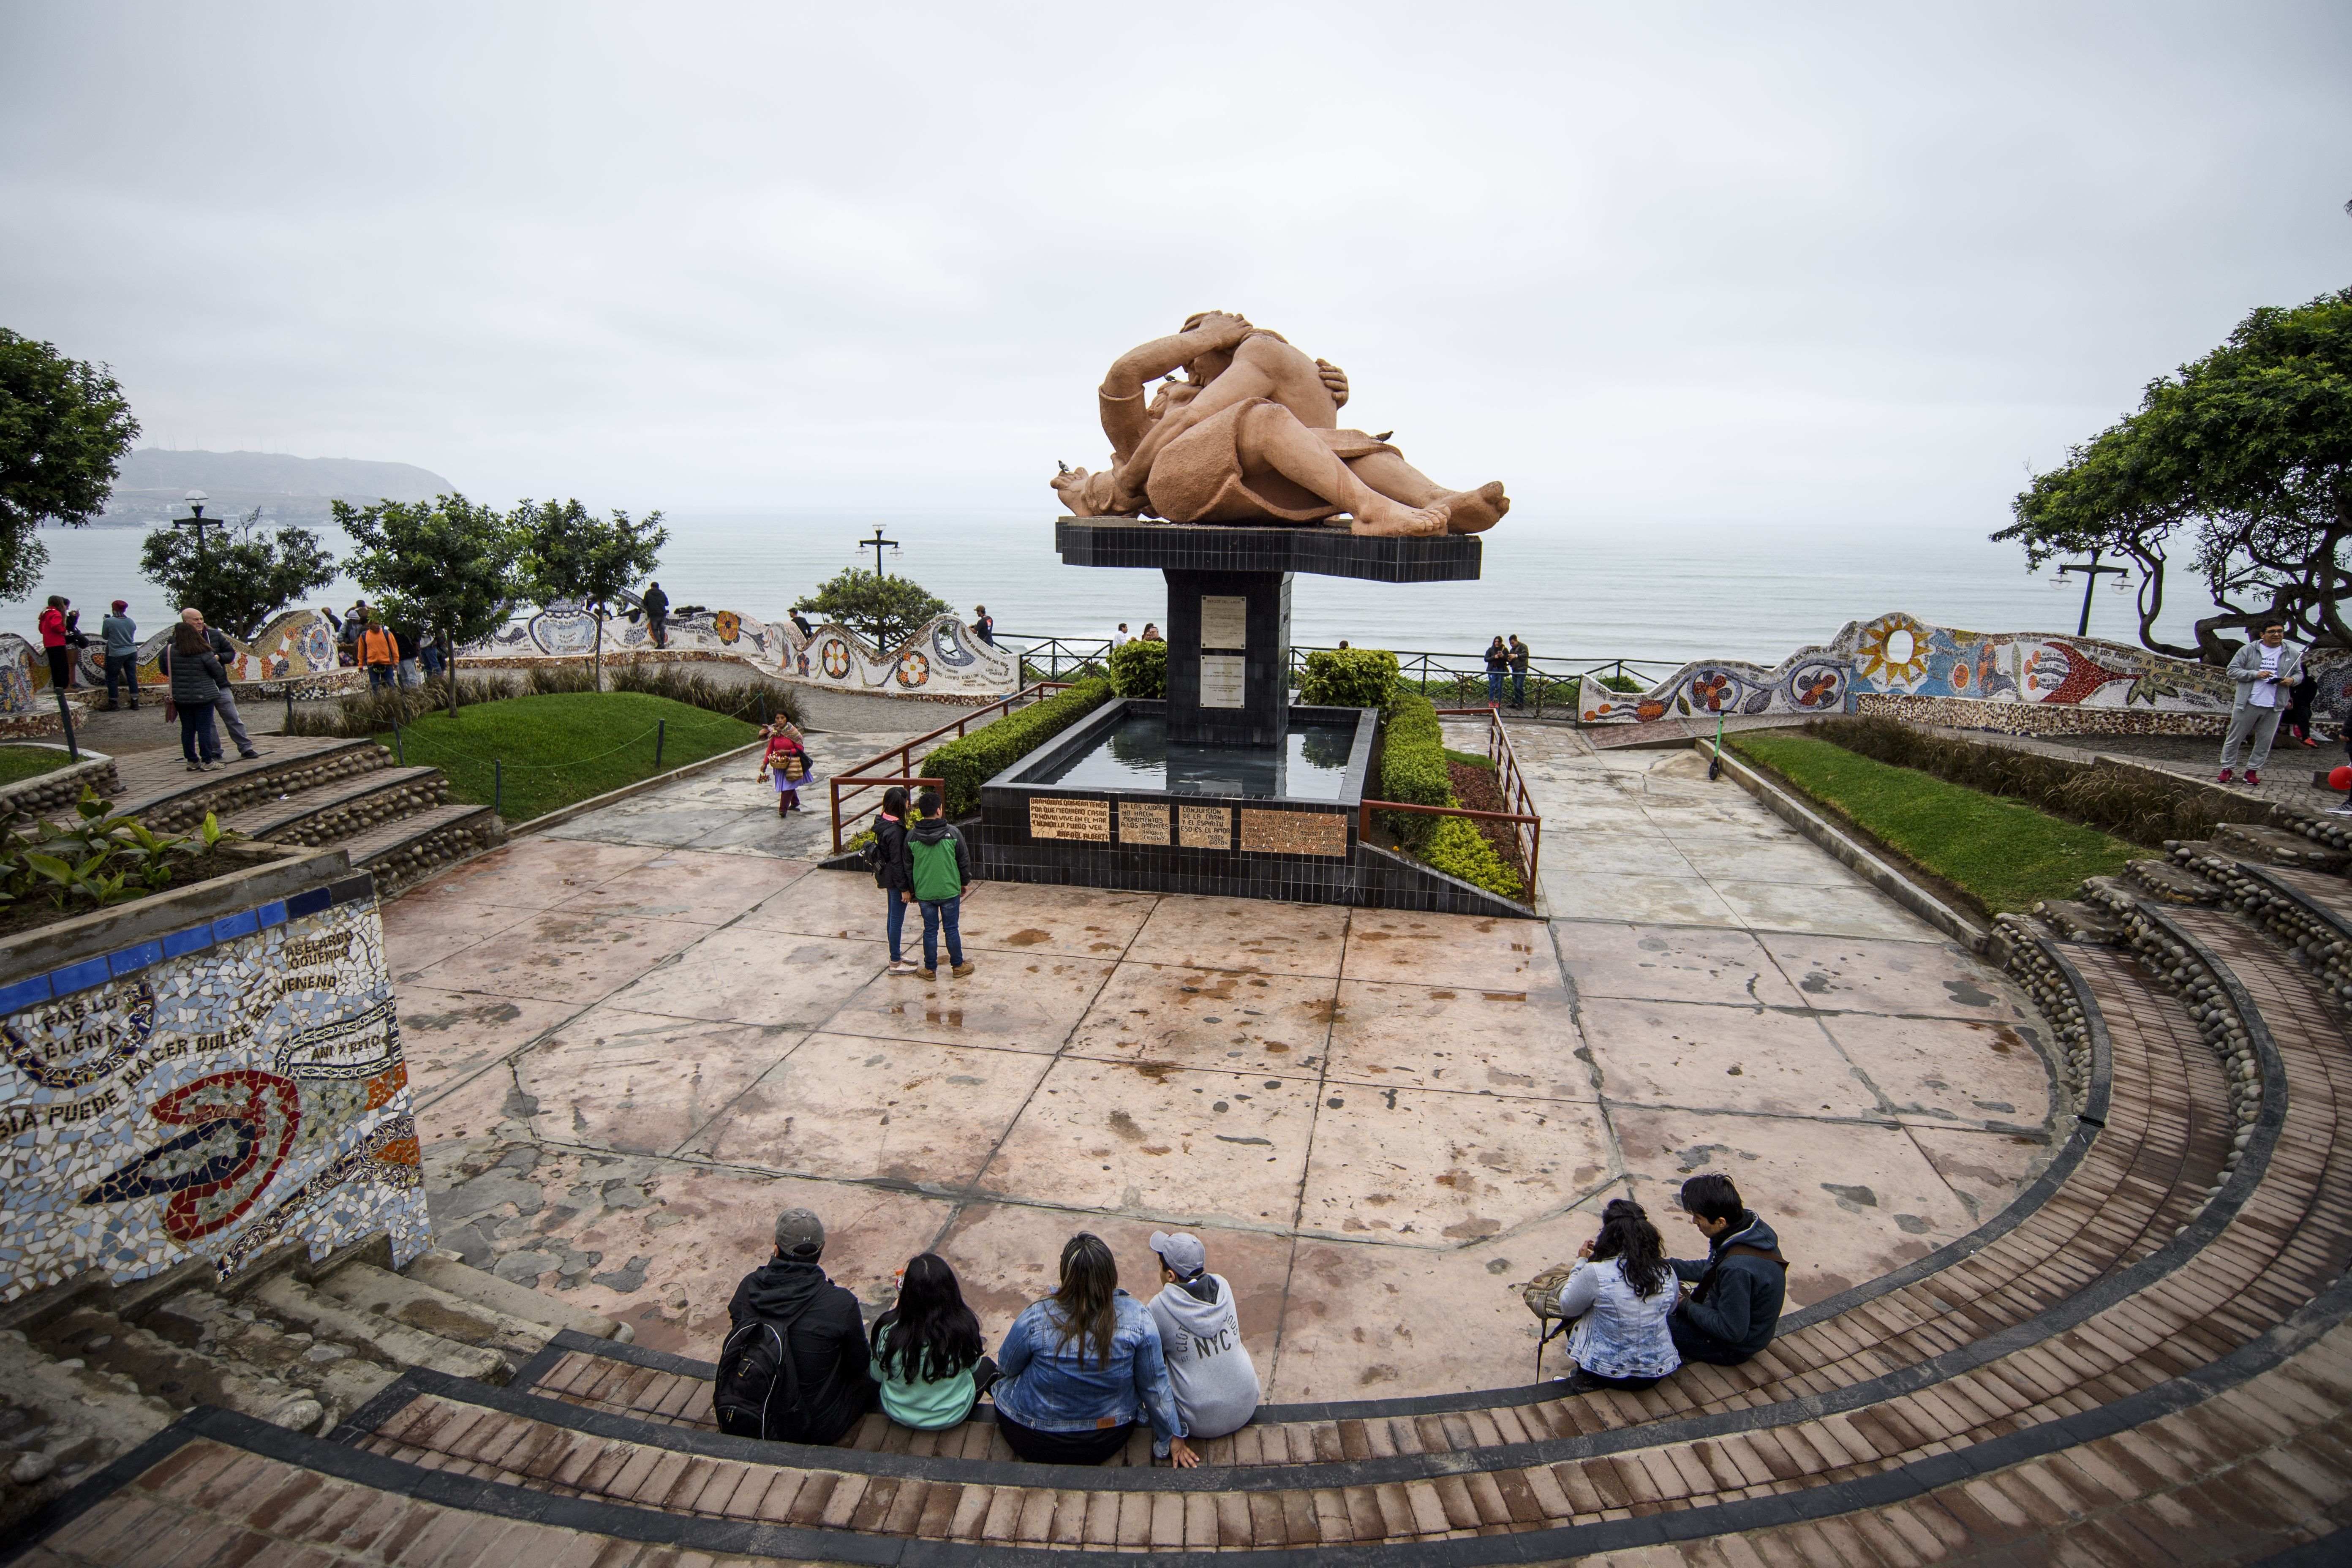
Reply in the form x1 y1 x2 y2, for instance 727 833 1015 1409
0 879 427 1300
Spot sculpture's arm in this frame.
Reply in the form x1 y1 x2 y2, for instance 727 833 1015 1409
1100 313 1253 401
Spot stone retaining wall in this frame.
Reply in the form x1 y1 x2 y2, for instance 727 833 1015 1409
266 774 447 849
363 809 505 894
0 757 120 817
145 745 394 834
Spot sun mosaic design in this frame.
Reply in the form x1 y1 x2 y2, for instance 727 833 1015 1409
0 899 427 1301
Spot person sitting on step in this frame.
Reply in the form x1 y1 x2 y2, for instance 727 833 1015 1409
989 1232 1198 1467
1666 1174 1788 1367
1553 1198 1683 1394
713 1208 877 1446
868 1253 998 1432
1144 1230 1261 1443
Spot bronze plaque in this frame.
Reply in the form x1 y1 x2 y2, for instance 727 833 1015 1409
1119 800 1171 845
1029 797 1111 841
1177 803 1233 849
1241 809 1348 858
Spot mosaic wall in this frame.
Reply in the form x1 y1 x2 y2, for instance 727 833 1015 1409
0 875 425 1300
1582 611 2347 730
5 610 362 715
463 595 1020 697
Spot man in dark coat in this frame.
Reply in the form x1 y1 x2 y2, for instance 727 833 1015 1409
642 582 670 649
720 1208 875 1444
1666 1174 1786 1366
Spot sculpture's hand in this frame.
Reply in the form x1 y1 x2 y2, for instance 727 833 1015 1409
1315 358 1350 410
1192 311 1255 351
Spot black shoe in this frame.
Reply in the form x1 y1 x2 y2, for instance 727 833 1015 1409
1557 1368 1610 1394
238 751 263 760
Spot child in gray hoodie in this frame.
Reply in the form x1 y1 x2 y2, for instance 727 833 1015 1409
1145 1231 1260 1448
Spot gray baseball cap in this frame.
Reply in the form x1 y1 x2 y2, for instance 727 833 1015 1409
1150 1230 1206 1277
774 1208 825 1260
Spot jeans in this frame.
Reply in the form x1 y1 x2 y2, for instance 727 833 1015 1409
648 616 667 649
368 665 395 691
213 687 254 754
104 655 137 705
995 1410 1133 1466
2221 705 2284 772
46 646 73 690
1486 671 1504 702
886 890 909 961
1511 670 1527 706
398 659 422 689
920 896 963 970
179 703 220 765
1668 1311 1753 1367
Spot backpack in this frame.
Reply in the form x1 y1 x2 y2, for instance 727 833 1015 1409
713 1296 819 1441
1513 1261 1581 1380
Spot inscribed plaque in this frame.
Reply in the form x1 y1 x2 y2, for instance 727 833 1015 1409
1178 803 1233 849
1029 797 1111 841
1199 654 1246 709
1241 808 1348 858
1200 595 1249 650
1118 800 1170 845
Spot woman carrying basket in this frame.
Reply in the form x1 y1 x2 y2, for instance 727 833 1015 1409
757 720 817 816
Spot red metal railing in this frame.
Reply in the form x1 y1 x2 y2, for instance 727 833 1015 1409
828 681 1073 852
1405 705 1544 885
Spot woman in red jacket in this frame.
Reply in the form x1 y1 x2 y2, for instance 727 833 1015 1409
38 596 74 692
757 721 817 817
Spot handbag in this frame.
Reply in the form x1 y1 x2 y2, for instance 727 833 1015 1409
782 754 806 783
163 698 178 722
1513 1260 1581 1380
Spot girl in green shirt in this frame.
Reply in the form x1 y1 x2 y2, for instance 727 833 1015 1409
869 1253 997 1430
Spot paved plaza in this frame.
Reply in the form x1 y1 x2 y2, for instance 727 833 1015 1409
390 719 2061 1401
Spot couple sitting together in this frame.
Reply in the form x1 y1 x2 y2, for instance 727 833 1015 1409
717 1210 1258 1467
1549 1174 1787 1394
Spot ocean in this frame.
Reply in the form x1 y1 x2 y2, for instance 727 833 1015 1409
4 513 2223 676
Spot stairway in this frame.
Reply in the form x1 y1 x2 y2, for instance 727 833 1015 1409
53 735 504 896
13 818 2352 1563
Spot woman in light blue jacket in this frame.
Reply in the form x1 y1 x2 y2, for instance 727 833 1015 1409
990 1233 1198 1467
1554 1198 1682 1394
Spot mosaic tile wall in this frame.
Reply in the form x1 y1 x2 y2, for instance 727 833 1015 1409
0 875 425 1300
6 612 364 714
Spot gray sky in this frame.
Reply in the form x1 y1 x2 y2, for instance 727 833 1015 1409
5 1 2347 531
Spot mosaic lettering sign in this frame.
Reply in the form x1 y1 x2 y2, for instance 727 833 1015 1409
1241 809 1348 858
1119 800 1171 845
1179 803 1233 849
0 894 427 1301
1029 797 1111 841
1199 655 1246 709
1200 596 1248 650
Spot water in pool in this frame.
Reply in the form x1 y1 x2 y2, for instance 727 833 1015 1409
1024 716 1358 800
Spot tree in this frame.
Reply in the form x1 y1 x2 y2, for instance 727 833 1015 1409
1998 287 2352 662
795 566 949 654
0 329 142 600
514 498 667 691
139 506 339 640
334 493 524 713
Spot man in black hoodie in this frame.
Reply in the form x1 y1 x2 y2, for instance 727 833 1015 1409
717 1208 875 1444
641 582 669 649
1666 1174 1787 1367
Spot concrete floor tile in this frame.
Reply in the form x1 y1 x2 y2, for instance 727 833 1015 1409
389 837 667 910
982 1058 1318 1228
1538 833 1695 880
824 956 1115 1052
1339 909 1559 990
1542 871 1742 927
416 1060 530 1143
512 1007 802 1156
605 930 887 1028
1671 836 1862 887
1298 1088 1614 1244
409 909 710 1006
1612 1107 1984 1308
1123 896 1351 977
1711 879 1938 940
950 882 1158 960
1753 935 2030 1020
1066 964 1336 1077
543 807 749 846
378 898 540 978
1324 981 1593 1101
1554 924 1809 1007
1817 1014 2059 1131
1581 996 1886 1119
734 868 896 942
1904 1125 2053 1228
548 849 813 926
678 1033 1051 1187
397 988 579 1106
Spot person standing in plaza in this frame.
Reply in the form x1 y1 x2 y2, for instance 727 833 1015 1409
1508 634 1530 710
1484 635 1510 705
161 620 226 772
640 580 670 649
972 605 994 647
1140 623 1162 642
355 612 399 692
906 788 974 980
2218 620 2304 786
758 719 814 815
37 595 73 692
874 785 919 976
100 600 139 710
1111 622 1131 648
186 610 264 761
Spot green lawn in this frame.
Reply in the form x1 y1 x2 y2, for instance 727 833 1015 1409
0 746 75 787
375 692 762 824
1730 732 2142 915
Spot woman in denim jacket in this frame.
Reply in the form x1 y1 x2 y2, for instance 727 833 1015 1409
990 1233 1198 1467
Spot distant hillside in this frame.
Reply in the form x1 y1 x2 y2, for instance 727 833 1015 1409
95 449 456 527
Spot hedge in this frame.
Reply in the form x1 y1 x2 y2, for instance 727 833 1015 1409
1298 647 1399 708
1422 814 1524 901
923 679 1114 817
1107 639 1168 698
1378 690 1451 848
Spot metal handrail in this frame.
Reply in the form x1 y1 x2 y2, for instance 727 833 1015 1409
1435 705 1544 882
825 775 945 853
828 680 1074 851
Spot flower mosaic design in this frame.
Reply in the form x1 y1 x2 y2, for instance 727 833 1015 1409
897 650 931 687
1793 667 1842 708
1689 670 1735 712
819 637 852 678
713 611 741 644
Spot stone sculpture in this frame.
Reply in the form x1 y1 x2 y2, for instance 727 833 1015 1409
1053 311 1510 537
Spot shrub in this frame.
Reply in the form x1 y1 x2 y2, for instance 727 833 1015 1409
923 679 1114 817
1421 814 1524 901
1299 648 1400 708
1377 691 1452 849
1107 638 1168 698
287 663 803 739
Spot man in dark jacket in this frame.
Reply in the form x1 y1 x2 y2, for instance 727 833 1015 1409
642 582 669 649
188 609 264 761
719 1208 875 1445
875 786 918 977
1666 1174 1786 1366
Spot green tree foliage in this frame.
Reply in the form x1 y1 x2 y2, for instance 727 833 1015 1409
333 493 524 711
1298 647 1400 708
0 329 141 600
795 566 949 654
514 498 667 690
1105 637 1167 698
139 506 338 640
1998 288 2352 661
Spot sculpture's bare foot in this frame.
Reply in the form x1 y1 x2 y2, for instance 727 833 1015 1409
1351 498 1452 537
1437 482 1510 534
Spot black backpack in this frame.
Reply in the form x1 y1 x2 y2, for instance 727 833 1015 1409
713 1297 818 1440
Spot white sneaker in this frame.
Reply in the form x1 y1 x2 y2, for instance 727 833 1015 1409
887 959 921 975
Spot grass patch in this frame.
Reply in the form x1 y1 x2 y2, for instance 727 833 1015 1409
1443 747 1495 771
1730 732 2141 915
376 692 760 823
0 747 75 787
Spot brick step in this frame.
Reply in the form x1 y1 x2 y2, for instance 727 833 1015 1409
57 735 392 834
2122 858 2224 906
2212 819 2351 872
333 802 506 895
2031 897 2122 945
210 765 446 848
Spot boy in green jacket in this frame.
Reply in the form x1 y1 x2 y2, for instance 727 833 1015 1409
905 789 976 980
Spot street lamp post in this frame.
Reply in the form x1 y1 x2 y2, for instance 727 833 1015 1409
860 525 900 650
2055 547 2129 638
173 490 223 599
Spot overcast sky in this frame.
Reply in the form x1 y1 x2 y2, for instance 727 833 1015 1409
4 2 2347 533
